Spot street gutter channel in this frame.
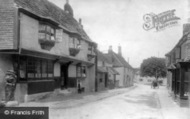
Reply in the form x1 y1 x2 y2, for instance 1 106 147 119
155 92 165 119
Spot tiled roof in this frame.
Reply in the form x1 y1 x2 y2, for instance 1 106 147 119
108 67 119 75
14 0 93 43
165 33 188 56
106 51 133 69
114 53 133 69
97 50 112 64
97 67 107 73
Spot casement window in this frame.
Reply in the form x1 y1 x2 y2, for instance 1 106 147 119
76 65 86 78
70 37 81 49
88 44 94 54
19 57 54 81
38 23 56 41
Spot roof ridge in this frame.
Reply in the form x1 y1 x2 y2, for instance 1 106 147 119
14 0 94 43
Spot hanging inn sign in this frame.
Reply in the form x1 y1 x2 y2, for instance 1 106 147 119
143 9 180 31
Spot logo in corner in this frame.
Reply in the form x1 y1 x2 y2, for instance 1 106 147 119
143 9 180 31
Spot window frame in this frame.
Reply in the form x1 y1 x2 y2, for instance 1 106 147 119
39 23 56 41
19 56 54 81
70 37 81 49
76 64 86 78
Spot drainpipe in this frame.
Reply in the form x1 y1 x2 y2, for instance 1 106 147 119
94 45 98 92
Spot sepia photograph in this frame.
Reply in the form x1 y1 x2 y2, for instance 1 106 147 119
0 0 189 119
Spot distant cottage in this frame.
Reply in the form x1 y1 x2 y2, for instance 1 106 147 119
105 46 134 87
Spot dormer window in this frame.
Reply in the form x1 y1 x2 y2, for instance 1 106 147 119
38 23 56 50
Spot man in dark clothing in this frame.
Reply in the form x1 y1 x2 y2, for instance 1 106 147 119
4 70 17 102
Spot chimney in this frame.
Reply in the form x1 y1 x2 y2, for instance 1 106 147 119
64 0 74 17
79 18 83 28
108 46 112 54
118 45 122 56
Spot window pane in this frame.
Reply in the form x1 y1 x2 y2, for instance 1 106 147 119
46 26 51 33
39 33 46 40
51 28 54 34
77 67 81 77
27 58 36 78
39 24 46 32
46 34 51 40
82 66 86 77
42 60 47 78
35 60 41 78
47 61 53 78
51 36 55 41
20 57 26 80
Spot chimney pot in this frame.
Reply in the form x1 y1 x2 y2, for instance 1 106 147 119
79 18 83 28
108 46 112 54
118 45 122 56
183 23 190 35
79 18 82 24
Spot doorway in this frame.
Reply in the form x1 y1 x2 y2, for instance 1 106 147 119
60 64 69 89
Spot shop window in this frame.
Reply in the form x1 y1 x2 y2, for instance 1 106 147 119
77 65 86 78
27 58 36 78
42 60 48 78
23 57 54 80
47 61 53 77
35 60 41 78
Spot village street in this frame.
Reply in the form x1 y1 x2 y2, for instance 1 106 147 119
20 84 189 119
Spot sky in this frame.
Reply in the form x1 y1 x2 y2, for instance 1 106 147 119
49 0 187 68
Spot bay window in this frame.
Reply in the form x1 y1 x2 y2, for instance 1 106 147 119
69 37 81 56
39 23 56 41
69 37 81 48
38 23 56 50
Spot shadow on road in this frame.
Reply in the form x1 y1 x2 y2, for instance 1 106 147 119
124 93 158 108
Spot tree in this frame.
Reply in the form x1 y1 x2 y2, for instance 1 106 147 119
140 57 166 79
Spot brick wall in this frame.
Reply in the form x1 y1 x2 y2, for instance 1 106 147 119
0 0 15 49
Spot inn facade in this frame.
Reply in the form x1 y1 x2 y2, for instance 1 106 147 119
0 0 97 102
